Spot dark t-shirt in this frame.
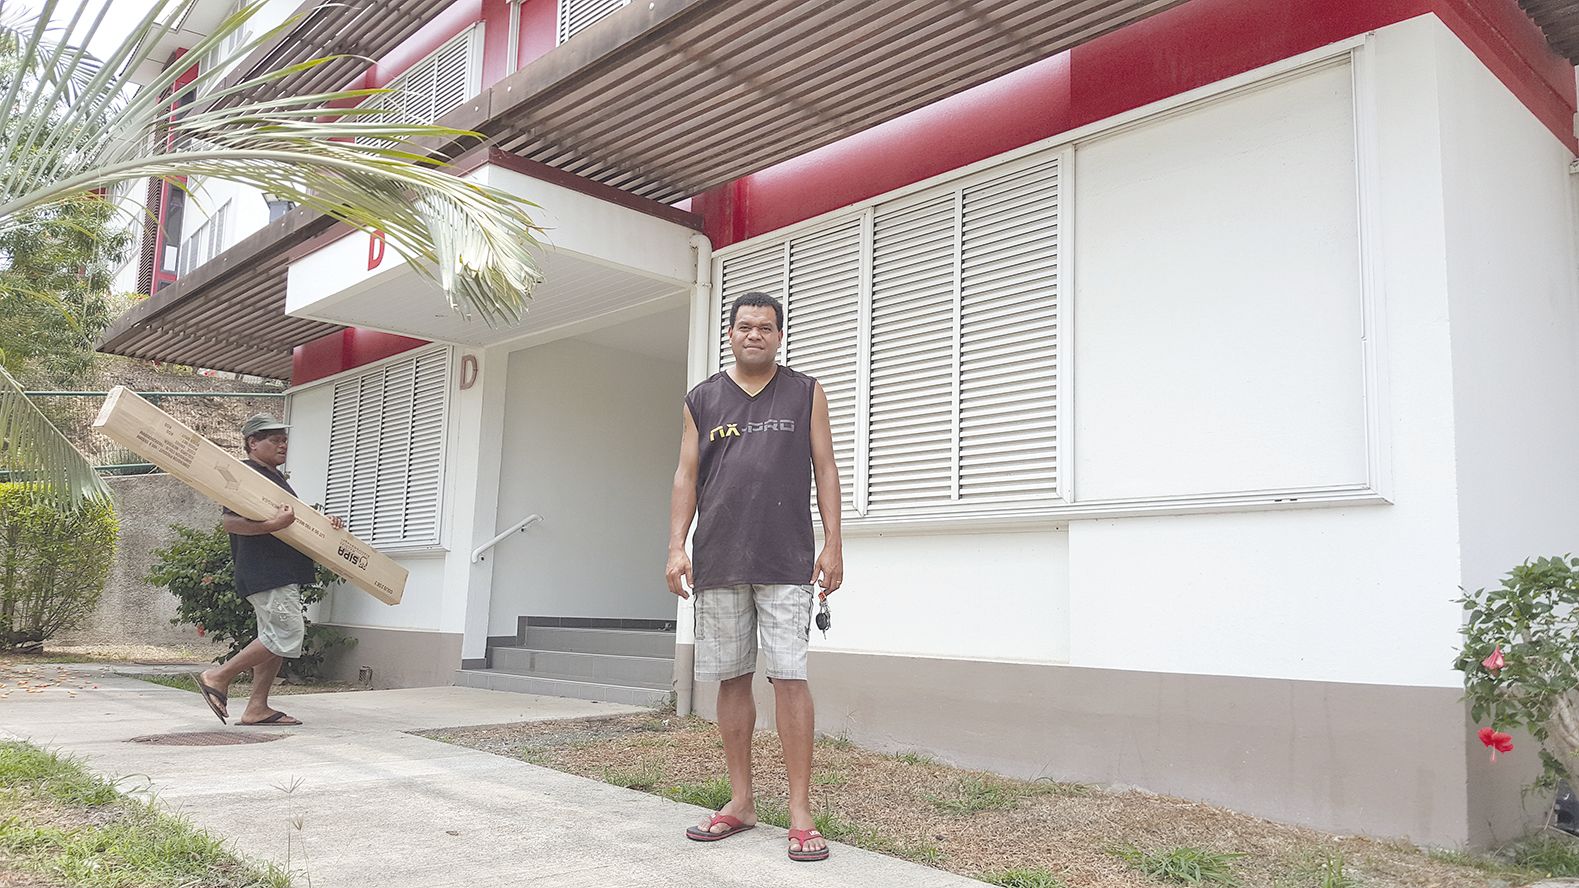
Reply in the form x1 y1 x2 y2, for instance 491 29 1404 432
223 459 316 597
684 366 816 589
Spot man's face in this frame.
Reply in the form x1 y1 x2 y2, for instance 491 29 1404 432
728 305 782 370
248 432 288 467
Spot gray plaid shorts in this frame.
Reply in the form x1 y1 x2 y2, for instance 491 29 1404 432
246 584 304 659
693 584 815 682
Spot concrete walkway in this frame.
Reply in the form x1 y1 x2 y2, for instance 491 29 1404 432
0 665 983 887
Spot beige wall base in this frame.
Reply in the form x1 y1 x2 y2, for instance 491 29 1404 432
316 624 462 689
684 646 1546 847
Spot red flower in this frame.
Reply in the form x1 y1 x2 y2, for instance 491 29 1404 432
1478 726 1514 762
196 624 206 638
1482 646 1505 675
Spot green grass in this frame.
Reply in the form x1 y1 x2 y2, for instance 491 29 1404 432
894 750 940 767
1507 833 1579 876
751 801 942 864
1424 846 1523 876
1277 849 1359 888
755 800 791 829
0 740 290 888
0 743 122 807
980 867 1068 888
812 770 847 786
1115 845 1244 886
600 763 665 792
815 732 856 750
929 775 1022 815
129 673 199 692
661 777 734 811
1028 776 1090 797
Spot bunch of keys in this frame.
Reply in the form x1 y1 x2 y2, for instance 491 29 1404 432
815 596 832 638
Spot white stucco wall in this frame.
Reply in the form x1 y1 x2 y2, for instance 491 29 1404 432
693 18 1482 688
1063 22 1465 688
487 337 687 633
1436 25 1579 599
284 352 461 634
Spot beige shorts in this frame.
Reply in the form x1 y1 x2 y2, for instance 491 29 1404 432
693 584 814 682
247 584 304 659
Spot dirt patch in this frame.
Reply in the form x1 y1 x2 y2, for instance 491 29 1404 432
7 643 216 665
420 714 1551 888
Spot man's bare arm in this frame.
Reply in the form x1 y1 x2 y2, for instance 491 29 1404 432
809 382 843 595
666 405 702 599
222 504 296 537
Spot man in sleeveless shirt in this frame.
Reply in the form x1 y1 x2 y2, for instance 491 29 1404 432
667 292 845 862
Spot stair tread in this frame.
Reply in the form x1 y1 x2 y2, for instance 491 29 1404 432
454 670 672 705
494 646 673 660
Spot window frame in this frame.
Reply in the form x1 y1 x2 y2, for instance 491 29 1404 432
706 42 1392 530
319 345 453 552
713 148 1072 525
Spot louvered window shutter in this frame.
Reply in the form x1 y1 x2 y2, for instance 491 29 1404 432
708 150 1065 520
957 158 1060 504
716 244 785 374
784 222 861 516
358 26 479 145
558 0 629 44
867 194 957 513
323 348 450 547
403 350 449 543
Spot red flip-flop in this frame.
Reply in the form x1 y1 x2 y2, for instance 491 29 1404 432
685 812 754 842
788 828 830 862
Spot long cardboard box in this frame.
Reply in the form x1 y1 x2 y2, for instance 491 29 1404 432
93 387 405 605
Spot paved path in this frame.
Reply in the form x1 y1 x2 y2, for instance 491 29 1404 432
0 665 983 887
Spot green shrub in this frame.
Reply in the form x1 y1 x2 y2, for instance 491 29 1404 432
146 522 352 679
0 483 117 651
1456 556 1579 791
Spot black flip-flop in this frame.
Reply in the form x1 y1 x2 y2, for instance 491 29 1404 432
193 674 228 724
239 711 302 726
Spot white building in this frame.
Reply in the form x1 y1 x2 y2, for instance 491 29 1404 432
100 0 1579 847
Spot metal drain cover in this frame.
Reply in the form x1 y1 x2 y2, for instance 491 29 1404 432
129 731 286 746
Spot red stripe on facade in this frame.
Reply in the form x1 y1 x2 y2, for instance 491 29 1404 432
695 0 1576 248
292 329 430 385
481 0 558 84
296 0 1573 382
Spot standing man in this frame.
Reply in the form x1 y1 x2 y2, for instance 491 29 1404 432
667 292 844 862
193 413 342 727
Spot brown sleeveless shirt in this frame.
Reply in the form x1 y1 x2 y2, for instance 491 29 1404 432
684 366 817 589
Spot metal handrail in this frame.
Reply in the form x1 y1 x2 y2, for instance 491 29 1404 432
471 513 544 563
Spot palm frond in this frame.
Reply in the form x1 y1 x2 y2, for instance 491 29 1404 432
0 365 109 508
1 0 545 323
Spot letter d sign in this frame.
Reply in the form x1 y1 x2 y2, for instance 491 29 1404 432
367 230 386 270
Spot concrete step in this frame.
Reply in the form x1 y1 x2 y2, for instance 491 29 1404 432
453 669 671 708
522 626 675 658
490 648 672 689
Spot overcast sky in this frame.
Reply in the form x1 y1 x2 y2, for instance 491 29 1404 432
6 0 162 61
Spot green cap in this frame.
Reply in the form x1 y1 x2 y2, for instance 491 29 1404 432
241 414 290 439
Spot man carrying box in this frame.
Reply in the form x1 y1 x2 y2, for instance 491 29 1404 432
193 413 343 727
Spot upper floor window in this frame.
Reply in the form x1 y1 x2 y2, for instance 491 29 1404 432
357 24 484 142
715 153 1065 521
557 0 629 44
177 199 231 277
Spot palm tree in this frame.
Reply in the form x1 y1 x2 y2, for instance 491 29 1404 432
0 365 109 506
0 0 545 504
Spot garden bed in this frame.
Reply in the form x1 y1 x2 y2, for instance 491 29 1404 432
420 713 1579 888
